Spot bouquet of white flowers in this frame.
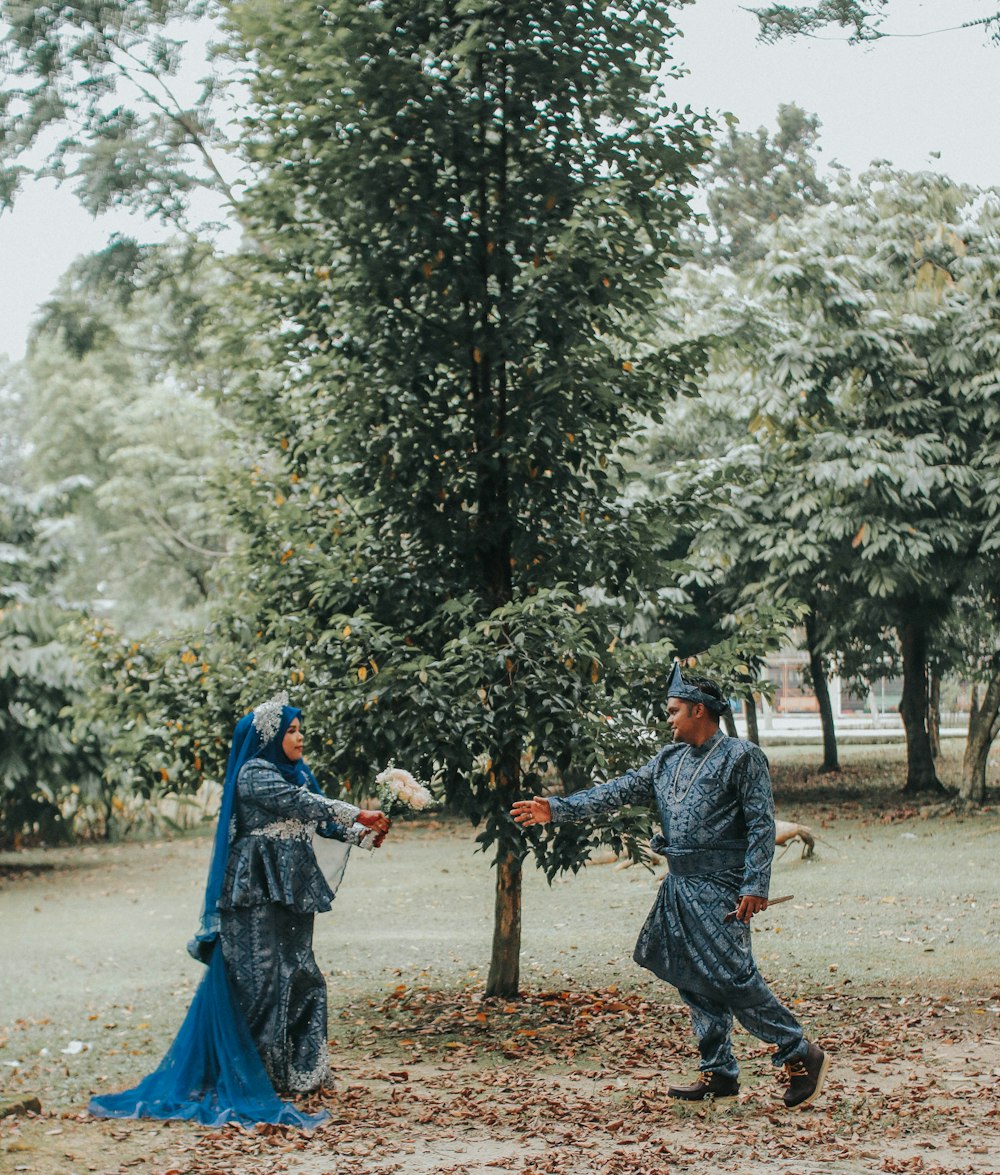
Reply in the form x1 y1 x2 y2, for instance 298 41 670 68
374 766 437 818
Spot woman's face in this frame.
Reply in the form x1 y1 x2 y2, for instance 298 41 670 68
282 716 305 762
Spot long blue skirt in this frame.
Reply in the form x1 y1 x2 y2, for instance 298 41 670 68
220 905 329 1094
88 948 327 1129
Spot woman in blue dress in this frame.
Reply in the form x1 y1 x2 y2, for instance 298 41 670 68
90 691 389 1127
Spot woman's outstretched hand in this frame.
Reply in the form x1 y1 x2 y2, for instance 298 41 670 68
511 797 553 828
356 809 391 847
356 809 390 834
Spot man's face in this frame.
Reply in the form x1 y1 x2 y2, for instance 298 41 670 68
282 716 305 761
667 697 701 745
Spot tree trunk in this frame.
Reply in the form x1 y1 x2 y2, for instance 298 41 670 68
721 706 737 737
898 618 946 795
928 669 942 759
960 671 1000 805
485 839 523 997
473 51 523 998
745 696 760 745
805 610 839 774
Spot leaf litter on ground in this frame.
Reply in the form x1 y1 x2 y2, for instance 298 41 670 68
5 983 996 1175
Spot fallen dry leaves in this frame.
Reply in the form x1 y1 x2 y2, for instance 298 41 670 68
5 983 994 1175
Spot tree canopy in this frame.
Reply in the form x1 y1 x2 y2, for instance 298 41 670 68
14 246 239 631
699 103 831 267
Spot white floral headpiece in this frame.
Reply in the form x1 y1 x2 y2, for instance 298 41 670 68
252 690 290 746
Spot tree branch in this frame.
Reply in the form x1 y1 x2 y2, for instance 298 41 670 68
141 505 230 559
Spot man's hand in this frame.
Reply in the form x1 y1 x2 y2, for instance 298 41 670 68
733 894 768 924
511 798 553 828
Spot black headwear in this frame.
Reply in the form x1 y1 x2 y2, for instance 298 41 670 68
666 662 728 717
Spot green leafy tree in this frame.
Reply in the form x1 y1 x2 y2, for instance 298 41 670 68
0 357 23 480
222 0 776 997
646 161 1000 795
634 255 845 767
17 248 239 631
643 107 839 765
0 484 105 847
1 363 103 846
0 0 241 230
700 103 831 268
697 167 1000 796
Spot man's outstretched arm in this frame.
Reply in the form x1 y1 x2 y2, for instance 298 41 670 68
511 752 662 828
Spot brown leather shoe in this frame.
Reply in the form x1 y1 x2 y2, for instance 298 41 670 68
667 1071 739 1100
783 1042 830 1108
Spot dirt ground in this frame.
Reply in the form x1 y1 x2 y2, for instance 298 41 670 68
2 744 998 1174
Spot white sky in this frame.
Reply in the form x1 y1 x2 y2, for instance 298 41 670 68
0 0 997 362
672 0 999 184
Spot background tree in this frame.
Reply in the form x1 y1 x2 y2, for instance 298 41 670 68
639 238 848 771
642 157 1000 796
639 105 842 767
0 0 241 232
0 358 23 480
15 247 238 632
0 482 105 847
724 166 1000 795
0 330 100 846
699 103 831 268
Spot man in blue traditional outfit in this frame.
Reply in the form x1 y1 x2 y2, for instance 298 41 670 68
511 663 829 1109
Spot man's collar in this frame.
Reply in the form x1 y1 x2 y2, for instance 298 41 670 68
690 728 725 756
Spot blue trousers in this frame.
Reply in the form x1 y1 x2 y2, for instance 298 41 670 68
679 983 808 1079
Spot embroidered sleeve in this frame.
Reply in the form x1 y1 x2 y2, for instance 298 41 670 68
734 746 775 898
240 762 361 827
344 822 375 848
547 753 659 824
325 796 363 825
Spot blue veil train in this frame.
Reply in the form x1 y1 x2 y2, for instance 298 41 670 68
89 700 345 1129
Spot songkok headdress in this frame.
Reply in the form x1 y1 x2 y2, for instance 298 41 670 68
666 662 728 716
252 690 290 746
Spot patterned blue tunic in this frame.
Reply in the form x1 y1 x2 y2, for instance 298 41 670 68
548 731 779 1007
218 759 363 1093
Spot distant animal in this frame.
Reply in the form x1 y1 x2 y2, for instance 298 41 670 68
588 818 817 868
774 819 815 859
